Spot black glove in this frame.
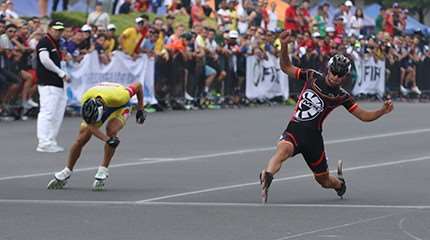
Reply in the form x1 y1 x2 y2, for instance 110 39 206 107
106 136 120 148
136 109 146 124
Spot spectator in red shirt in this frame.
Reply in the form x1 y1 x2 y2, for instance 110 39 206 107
302 31 314 50
134 0 149 12
298 0 312 33
191 0 206 26
316 34 331 56
334 16 345 38
284 0 299 34
260 0 269 30
384 8 394 36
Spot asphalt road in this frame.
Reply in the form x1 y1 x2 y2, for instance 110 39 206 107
0 102 429 240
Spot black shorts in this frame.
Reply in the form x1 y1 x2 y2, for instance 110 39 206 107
400 58 414 69
280 122 328 174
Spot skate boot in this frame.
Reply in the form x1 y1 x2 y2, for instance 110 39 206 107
335 160 346 199
47 167 72 190
259 170 273 203
92 167 109 191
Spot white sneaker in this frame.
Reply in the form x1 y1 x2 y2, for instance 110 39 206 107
27 99 39 107
36 145 64 153
22 99 38 109
55 167 72 181
400 85 410 96
47 167 72 190
411 86 422 95
92 167 109 191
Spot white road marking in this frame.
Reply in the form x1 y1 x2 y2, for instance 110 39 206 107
1 199 430 210
272 214 397 240
398 217 424 240
137 155 430 203
1 128 430 182
140 201 430 209
0 199 136 206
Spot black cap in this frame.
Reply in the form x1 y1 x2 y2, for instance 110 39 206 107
49 20 65 30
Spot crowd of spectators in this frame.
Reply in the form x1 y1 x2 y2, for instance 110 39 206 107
1 0 430 121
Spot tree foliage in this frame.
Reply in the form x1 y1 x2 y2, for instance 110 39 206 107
365 0 430 23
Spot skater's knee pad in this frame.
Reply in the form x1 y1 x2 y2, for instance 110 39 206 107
106 136 120 148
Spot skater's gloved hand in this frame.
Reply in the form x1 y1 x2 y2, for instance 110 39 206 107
136 109 146 124
106 136 120 148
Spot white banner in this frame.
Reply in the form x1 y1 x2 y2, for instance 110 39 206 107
246 53 289 100
65 51 157 106
352 57 385 97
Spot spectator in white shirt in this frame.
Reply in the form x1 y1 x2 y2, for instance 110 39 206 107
236 1 248 35
350 8 364 37
267 1 278 32
5 1 18 19
87 2 110 30
0 1 18 25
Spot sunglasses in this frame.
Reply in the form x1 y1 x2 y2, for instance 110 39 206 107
7 29 16 33
330 70 347 77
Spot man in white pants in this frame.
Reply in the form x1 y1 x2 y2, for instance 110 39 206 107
36 20 70 152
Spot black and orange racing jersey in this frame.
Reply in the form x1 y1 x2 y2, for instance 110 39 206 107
290 68 358 131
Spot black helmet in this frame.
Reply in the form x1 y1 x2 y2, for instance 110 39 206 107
81 98 103 124
328 54 351 77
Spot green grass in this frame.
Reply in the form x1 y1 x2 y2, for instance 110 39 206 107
51 11 217 34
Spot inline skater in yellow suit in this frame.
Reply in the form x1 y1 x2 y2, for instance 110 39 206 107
47 82 146 191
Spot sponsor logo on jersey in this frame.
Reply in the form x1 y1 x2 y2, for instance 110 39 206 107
295 90 324 121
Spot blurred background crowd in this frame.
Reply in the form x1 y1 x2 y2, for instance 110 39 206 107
0 0 430 121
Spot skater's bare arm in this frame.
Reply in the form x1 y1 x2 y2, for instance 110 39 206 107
127 82 144 111
350 100 393 122
279 31 300 79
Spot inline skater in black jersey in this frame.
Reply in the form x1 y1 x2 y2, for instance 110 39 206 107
259 31 394 203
